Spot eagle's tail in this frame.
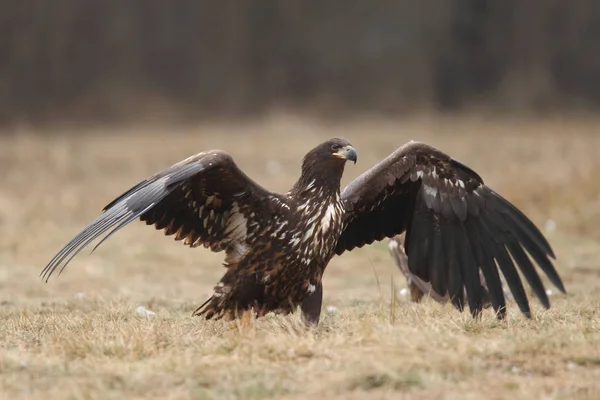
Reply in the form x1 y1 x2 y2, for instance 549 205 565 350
192 296 219 319
193 293 272 322
192 281 234 320
192 273 269 321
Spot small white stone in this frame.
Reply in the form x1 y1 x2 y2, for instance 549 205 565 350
136 306 156 317
546 289 553 296
567 361 576 370
326 305 338 313
511 366 520 374
399 288 408 297
74 292 85 300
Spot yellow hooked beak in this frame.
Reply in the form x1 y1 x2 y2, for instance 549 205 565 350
333 145 357 164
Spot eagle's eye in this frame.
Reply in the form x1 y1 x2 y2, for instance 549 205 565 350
331 144 341 152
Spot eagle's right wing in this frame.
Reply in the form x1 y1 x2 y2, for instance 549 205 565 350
41 150 273 281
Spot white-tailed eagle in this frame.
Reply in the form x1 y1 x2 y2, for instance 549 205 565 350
42 138 565 326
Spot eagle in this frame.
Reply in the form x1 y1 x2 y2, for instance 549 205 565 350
42 138 565 327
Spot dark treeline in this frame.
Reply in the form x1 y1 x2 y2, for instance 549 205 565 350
1 0 599 125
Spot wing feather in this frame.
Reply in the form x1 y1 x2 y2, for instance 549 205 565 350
443 224 464 311
337 140 565 318
41 150 272 281
455 222 485 316
429 217 446 297
465 217 506 318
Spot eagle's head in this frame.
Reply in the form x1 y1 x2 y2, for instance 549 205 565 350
294 138 357 195
303 137 357 167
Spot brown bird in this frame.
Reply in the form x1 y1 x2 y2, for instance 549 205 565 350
42 138 565 326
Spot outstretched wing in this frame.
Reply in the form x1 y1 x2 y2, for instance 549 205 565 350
335 141 565 319
41 150 273 281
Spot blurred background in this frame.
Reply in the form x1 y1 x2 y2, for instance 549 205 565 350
1 0 600 306
3 5 600 398
1 0 600 127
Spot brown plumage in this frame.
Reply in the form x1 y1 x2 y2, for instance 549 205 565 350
42 139 565 326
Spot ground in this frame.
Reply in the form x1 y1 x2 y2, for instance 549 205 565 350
1 114 600 400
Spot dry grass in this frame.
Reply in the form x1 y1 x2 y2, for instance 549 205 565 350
1 114 600 399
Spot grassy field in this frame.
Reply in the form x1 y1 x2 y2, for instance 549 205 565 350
1 114 600 399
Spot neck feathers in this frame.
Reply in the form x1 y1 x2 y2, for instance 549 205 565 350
290 157 344 197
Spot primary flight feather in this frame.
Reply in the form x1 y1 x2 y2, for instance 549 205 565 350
42 138 565 326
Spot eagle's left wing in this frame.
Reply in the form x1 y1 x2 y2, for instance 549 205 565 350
335 141 565 319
